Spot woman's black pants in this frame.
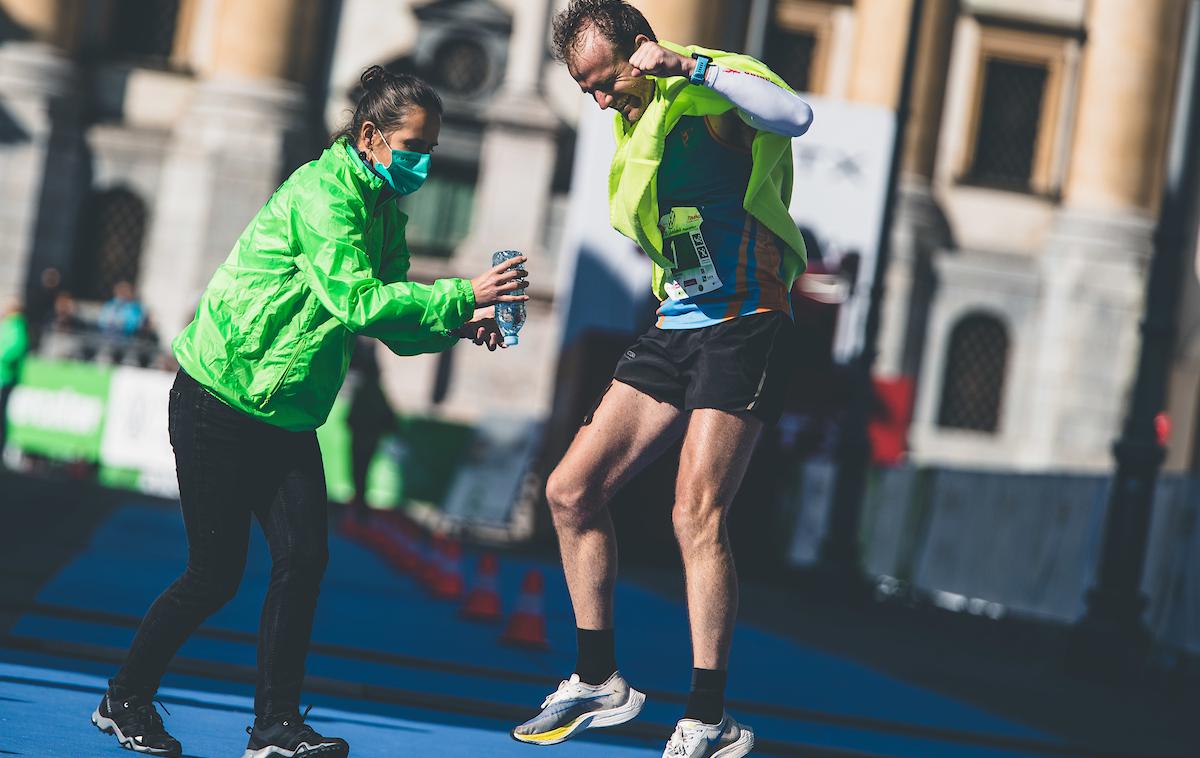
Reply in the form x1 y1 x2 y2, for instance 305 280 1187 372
112 370 329 719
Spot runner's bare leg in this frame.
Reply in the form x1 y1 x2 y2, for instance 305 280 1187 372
673 408 763 669
547 380 686 629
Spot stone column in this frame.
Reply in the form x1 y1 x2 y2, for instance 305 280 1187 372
0 0 84 302
438 0 563 419
1027 0 1184 468
140 0 317 334
846 0 913 108
872 0 958 380
458 0 557 268
636 0 732 48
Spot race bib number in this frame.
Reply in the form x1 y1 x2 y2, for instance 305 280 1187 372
660 206 723 300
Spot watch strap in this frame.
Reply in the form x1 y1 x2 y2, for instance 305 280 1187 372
689 53 712 86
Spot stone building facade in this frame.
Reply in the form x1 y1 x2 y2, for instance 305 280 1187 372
0 0 573 424
1 0 1196 474
732 0 1193 475
608 0 1195 475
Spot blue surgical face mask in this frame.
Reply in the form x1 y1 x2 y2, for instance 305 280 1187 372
374 148 430 196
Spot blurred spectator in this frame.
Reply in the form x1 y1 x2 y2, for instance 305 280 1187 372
138 313 167 367
96 281 163 366
98 281 145 337
49 292 81 332
38 292 84 361
0 300 29 457
39 285 163 367
27 267 61 339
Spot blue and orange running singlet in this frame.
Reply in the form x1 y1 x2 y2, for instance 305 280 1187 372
654 115 792 330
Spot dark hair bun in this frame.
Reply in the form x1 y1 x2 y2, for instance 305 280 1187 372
330 65 443 147
360 65 391 93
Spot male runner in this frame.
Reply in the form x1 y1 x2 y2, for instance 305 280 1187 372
510 2 812 756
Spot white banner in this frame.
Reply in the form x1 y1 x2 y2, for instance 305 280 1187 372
781 461 1200 652
785 458 836 566
913 470 1109 621
442 416 542 529
554 105 656 350
99 366 177 497
789 95 895 361
860 466 921 578
1143 476 1200 655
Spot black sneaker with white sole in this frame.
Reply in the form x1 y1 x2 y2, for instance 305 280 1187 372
242 706 349 758
91 689 182 756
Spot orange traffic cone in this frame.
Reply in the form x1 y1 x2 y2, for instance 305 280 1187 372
501 569 550 650
433 538 466 600
461 553 502 622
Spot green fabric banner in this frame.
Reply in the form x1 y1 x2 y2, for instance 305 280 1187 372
6 358 112 462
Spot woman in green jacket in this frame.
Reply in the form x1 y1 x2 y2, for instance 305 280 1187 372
92 67 528 758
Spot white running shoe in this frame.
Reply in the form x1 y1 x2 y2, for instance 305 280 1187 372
662 714 755 757
511 671 646 746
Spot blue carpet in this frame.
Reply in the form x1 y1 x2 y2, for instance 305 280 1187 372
1 501 1066 757
0 660 656 757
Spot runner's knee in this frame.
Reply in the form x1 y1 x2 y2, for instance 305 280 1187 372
671 496 727 546
176 561 244 611
546 469 603 527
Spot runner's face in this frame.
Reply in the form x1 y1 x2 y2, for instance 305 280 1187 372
568 30 654 123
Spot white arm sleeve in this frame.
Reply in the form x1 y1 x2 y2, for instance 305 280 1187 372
703 65 814 138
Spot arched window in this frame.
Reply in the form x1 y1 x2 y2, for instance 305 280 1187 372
937 313 1009 433
74 188 147 301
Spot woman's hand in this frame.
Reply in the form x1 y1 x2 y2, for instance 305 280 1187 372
471 256 529 308
452 307 505 351
629 42 695 79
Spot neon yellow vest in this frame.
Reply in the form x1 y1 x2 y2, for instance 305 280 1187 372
609 41 808 300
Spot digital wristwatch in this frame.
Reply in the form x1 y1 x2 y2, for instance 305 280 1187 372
689 53 712 86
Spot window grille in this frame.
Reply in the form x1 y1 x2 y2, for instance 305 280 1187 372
967 58 1048 191
765 28 817 93
401 170 477 259
938 313 1009 433
75 188 147 301
108 0 180 62
432 38 491 96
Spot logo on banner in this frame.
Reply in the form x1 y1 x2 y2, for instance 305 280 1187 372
9 387 104 435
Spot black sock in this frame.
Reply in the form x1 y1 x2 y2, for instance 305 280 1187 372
575 627 617 685
683 668 727 725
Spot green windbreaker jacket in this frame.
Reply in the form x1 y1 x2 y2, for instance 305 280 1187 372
609 42 807 300
173 140 475 431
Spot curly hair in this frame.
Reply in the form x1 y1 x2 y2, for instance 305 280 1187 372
551 0 657 65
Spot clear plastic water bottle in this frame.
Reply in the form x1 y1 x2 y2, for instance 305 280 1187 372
492 249 526 347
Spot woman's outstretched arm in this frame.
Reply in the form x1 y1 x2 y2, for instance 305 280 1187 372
289 197 475 342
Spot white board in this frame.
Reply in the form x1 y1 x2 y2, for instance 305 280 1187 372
789 95 896 362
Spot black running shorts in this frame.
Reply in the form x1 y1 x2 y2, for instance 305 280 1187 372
609 310 795 425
